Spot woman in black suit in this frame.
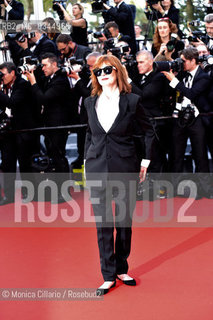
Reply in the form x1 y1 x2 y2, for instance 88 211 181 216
84 55 154 295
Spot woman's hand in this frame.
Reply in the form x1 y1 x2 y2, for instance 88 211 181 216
139 166 147 183
159 43 167 54
164 47 174 61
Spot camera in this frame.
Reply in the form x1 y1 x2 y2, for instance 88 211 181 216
198 54 213 72
187 31 207 43
6 31 36 43
53 0 67 19
0 109 11 132
122 55 137 68
188 19 201 27
166 33 179 52
61 57 84 75
91 0 108 13
147 0 160 6
18 56 40 74
109 45 130 58
178 105 195 127
93 28 111 39
153 57 184 73
0 0 4 4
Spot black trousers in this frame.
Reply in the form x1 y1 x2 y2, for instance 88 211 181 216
171 117 209 173
90 179 136 281
171 117 211 195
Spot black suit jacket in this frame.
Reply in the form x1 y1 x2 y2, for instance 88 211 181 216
84 93 154 174
31 69 71 127
103 2 136 54
1 0 24 20
131 71 171 117
21 34 57 61
176 66 212 113
0 75 38 130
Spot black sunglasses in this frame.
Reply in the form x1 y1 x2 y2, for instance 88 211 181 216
93 66 116 77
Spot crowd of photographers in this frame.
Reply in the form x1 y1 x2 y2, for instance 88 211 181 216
1 0 213 204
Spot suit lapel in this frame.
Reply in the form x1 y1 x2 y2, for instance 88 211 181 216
89 95 106 133
89 94 129 133
108 94 128 132
192 66 201 86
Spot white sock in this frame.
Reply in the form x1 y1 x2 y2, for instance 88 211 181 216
98 281 115 289
117 274 133 281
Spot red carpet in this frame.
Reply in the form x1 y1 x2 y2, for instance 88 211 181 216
0 190 213 319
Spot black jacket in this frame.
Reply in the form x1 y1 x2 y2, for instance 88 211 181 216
103 2 136 54
0 75 38 129
131 71 172 117
176 66 212 113
3 0 24 20
21 34 57 61
84 93 154 174
31 69 71 127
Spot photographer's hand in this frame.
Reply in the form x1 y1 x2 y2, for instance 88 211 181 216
152 2 164 14
164 47 174 61
16 37 28 50
67 70 80 80
161 70 175 82
25 70 36 86
3 0 9 7
98 34 107 42
103 3 111 10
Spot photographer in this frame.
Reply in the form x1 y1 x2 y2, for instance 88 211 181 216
68 51 102 168
102 0 137 54
0 62 39 205
145 0 182 37
16 24 57 62
25 53 71 202
56 34 91 63
100 21 131 50
162 46 213 198
0 0 24 20
131 50 172 175
54 2 88 47
152 18 184 61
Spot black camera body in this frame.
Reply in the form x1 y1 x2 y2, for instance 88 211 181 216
178 105 195 127
6 31 36 43
91 0 108 13
198 54 213 72
18 56 40 74
147 0 160 6
188 19 201 27
0 109 11 132
94 27 111 39
188 31 207 43
153 57 184 73
109 45 130 58
53 0 67 19
166 33 179 52
61 56 84 75
0 0 4 5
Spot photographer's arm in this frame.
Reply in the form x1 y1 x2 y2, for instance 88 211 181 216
162 70 211 102
4 0 24 20
56 3 86 28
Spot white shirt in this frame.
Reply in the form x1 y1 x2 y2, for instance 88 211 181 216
169 65 200 117
96 88 120 132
